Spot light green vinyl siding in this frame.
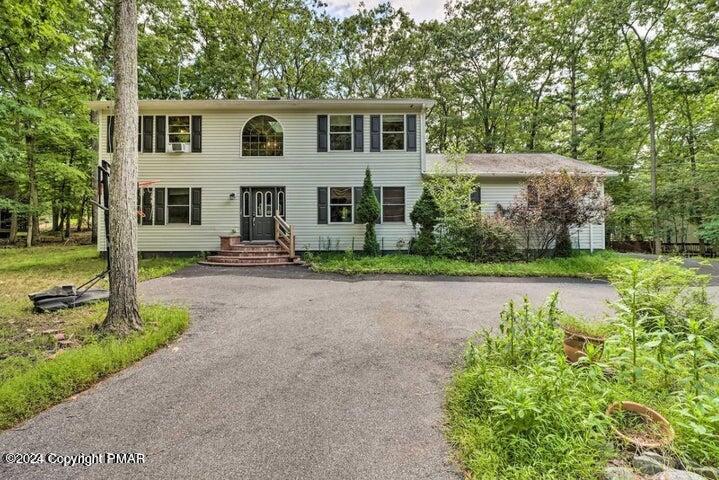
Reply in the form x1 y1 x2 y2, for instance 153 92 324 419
98 109 424 252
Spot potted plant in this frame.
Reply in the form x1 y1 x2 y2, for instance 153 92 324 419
606 401 675 449
558 314 609 363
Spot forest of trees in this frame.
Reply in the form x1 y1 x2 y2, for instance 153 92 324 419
0 0 717 247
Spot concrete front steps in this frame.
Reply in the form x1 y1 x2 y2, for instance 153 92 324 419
200 241 301 267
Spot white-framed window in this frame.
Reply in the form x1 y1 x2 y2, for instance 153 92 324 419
381 114 405 151
168 115 191 144
136 185 200 225
242 191 251 217
255 191 264 217
167 188 190 224
329 114 352 151
265 191 273 217
382 187 405 222
329 187 353 223
277 191 285 217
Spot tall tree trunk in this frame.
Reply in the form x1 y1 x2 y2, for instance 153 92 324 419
9 212 17 243
52 208 60 231
64 210 72 240
58 209 65 236
622 24 662 255
643 63 660 255
569 58 579 159
26 133 37 248
101 0 142 334
682 94 704 255
76 196 87 232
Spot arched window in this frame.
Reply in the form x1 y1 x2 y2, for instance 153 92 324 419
242 115 283 156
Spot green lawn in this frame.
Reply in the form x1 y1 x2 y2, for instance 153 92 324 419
0 245 195 430
305 250 640 279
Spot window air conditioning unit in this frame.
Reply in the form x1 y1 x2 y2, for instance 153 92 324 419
169 142 190 153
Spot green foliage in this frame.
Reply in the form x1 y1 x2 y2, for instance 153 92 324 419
558 313 613 339
306 250 637 279
699 217 719 246
2 0 718 253
0 305 189 430
608 258 716 339
455 214 518 262
423 152 518 262
607 203 655 241
449 274 719 479
356 167 381 256
410 187 441 229
449 297 613 479
409 188 440 256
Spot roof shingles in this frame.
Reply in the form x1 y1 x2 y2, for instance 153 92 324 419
425 153 617 177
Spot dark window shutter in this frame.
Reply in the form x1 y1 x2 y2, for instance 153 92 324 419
191 188 202 225
191 116 202 152
137 116 142 151
141 188 153 225
142 116 154 153
470 186 481 204
370 115 380 152
317 115 328 152
374 187 381 224
106 115 115 153
353 115 364 152
317 187 328 224
154 188 166 225
155 115 166 153
136 188 141 224
406 114 417 152
353 187 363 224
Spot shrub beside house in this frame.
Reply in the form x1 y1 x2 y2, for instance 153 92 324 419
413 161 613 262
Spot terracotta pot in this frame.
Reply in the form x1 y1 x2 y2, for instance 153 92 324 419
561 327 605 363
606 401 675 449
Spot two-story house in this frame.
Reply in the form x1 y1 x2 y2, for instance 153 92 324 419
88 98 615 265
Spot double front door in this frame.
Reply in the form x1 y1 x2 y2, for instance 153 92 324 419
240 187 285 241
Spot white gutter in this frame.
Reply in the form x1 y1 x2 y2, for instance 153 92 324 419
88 98 436 112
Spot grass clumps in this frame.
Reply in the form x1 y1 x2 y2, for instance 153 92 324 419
306 250 638 279
0 305 188 430
557 312 613 338
0 245 196 430
447 259 719 479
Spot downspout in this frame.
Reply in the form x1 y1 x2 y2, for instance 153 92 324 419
420 106 426 174
589 224 594 253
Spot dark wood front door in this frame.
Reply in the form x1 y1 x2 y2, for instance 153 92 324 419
241 187 285 241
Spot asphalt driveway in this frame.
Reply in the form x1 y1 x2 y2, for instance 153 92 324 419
1 267 626 479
